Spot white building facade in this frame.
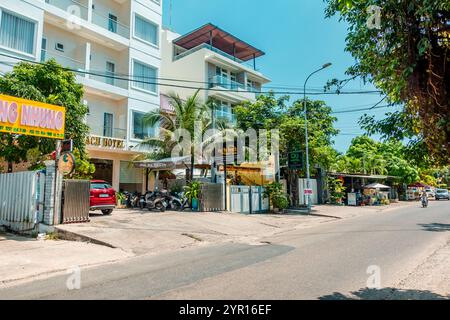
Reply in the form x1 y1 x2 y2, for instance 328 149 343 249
0 0 162 192
160 24 271 123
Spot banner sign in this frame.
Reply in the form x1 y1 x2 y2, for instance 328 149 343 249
0 94 65 139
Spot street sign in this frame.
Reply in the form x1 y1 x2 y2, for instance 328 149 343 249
61 139 73 153
288 151 303 169
304 189 313 195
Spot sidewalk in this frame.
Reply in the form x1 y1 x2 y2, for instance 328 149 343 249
0 232 131 287
0 201 416 287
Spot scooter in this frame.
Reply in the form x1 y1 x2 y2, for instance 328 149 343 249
143 191 166 212
161 190 183 211
421 196 429 208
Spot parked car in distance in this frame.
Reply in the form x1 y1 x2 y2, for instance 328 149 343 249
425 188 435 198
90 180 116 215
435 189 450 201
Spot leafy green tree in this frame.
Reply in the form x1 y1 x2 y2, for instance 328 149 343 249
0 60 90 171
325 0 450 164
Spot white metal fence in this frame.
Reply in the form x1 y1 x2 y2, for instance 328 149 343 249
0 171 45 233
298 178 318 206
230 186 269 214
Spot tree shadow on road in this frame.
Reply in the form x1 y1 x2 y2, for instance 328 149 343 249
419 223 450 232
319 288 449 300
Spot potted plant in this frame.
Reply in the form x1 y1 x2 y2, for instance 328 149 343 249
184 181 202 211
263 182 289 213
328 178 346 205
116 192 127 209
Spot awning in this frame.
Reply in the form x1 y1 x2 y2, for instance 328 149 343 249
134 156 190 170
173 23 265 62
364 183 391 189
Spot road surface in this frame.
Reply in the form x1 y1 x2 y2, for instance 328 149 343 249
1 200 449 299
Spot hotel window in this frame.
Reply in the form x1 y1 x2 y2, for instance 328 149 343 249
108 14 118 33
132 61 157 93
0 11 36 55
134 15 158 46
132 111 156 140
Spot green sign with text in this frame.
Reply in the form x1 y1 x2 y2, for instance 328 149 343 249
288 151 303 169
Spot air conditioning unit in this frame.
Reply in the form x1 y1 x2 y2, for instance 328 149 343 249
55 43 64 52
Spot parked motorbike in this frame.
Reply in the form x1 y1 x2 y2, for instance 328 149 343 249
170 191 190 211
129 192 141 209
160 189 183 211
143 191 166 212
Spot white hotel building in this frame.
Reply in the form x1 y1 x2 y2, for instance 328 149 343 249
0 0 162 192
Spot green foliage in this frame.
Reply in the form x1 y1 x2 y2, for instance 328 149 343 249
70 149 95 180
328 178 346 204
184 181 202 201
234 94 340 172
263 182 289 210
325 0 450 164
331 136 421 184
0 59 90 169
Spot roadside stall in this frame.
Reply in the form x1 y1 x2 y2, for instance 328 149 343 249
362 183 391 206
407 182 427 200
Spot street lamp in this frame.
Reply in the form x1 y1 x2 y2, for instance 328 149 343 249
303 63 332 212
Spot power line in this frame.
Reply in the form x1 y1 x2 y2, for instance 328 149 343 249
0 52 384 96
331 105 392 114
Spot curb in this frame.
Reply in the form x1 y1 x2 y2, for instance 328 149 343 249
54 227 117 249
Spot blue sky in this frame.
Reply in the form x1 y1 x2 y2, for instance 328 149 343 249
162 0 399 152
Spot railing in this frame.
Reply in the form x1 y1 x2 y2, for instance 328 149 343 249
45 0 89 20
209 75 245 91
89 125 127 140
214 110 237 124
91 10 130 39
174 43 245 64
88 71 129 90
41 49 85 72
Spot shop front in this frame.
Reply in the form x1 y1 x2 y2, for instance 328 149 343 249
86 135 145 193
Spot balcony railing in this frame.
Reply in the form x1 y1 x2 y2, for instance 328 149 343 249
214 110 236 124
45 0 129 39
88 71 129 90
209 75 245 91
91 10 130 39
45 0 89 20
174 43 245 64
41 49 85 72
90 125 127 140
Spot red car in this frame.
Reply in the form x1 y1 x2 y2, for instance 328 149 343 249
90 180 116 215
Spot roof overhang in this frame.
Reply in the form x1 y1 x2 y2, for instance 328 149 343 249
173 23 265 62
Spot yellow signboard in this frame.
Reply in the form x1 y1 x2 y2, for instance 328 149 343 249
0 94 65 139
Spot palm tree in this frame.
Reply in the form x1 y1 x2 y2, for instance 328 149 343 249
139 90 220 181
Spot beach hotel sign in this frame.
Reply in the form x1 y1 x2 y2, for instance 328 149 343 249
0 94 65 139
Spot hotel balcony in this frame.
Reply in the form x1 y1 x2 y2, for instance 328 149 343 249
89 125 128 140
43 0 131 50
208 75 258 103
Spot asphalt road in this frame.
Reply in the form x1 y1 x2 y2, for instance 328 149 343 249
1 200 449 300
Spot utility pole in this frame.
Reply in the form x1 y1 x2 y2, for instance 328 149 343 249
304 63 332 213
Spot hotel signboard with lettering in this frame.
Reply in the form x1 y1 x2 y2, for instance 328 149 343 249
86 136 126 150
0 94 65 139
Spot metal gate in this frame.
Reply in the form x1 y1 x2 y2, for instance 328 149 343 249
230 186 269 214
0 171 45 233
61 179 90 224
200 183 224 212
